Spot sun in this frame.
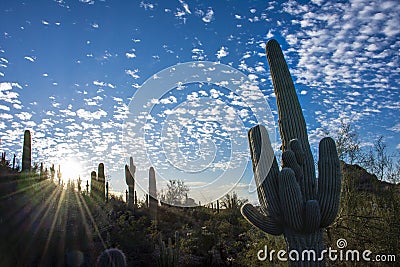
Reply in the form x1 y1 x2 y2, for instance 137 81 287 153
59 159 84 182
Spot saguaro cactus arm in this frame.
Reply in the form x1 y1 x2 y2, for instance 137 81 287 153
317 137 341 227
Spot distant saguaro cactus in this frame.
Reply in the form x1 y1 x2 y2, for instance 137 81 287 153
12 154 16 169
125 157 136 207
40 162 44 180
57 165 62 185
90 171 97 197
98 163 106 201
50 164 55 180
1 152 5 165
22 130 31 172
241 40 341 266
77 176 82 192
149 167 157 221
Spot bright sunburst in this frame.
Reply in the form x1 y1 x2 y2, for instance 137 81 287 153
59 159 83 182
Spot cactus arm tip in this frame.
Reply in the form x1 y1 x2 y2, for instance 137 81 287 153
318 137 341 227
241 203 283 236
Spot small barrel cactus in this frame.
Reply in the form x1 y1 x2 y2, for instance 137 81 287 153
241 39 341 266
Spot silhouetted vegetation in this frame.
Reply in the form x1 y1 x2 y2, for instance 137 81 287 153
0 126 399 266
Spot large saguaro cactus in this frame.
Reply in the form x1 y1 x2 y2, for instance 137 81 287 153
241 39 341 266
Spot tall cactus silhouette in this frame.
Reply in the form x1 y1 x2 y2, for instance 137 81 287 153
149 167 157 221
1 152 5 165
22 130 31 172
90 170 97 197
241 39 341 266
57 165 62 185
125 157 136 207
98 163 106 201
50 164 55 180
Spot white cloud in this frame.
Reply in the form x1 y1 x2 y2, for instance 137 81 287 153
140 1 155 10
202 8 214 23
125 52 136 58
389 123 400 133
0 113 13 120
76 108 107 121
93 80 115 89
24 56 36 62
0 104 10 111
125 69 140 79
216 46 229 59
15 112 32 120
179 0 191 14
160 96 177 104
0 82 12 91
79 0 94 4
192 48 205 60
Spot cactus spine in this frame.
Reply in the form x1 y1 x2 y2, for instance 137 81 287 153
22 130 31 172
241 39 341 266
125 157 136 208
149 167 157 221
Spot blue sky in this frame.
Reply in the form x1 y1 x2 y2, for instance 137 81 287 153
0 0 399 204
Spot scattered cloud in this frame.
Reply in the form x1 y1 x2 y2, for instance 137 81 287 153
140 1 155 10
79 0 94 4
125 51 136 58
179 0 191 14
24 56 36 62
125 69 140 79
216 46 228 59
389 123 400 133
76 108 107 121
93 80 115 89
202 8 214 23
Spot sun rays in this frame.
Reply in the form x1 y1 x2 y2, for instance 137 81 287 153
0 171 109 266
